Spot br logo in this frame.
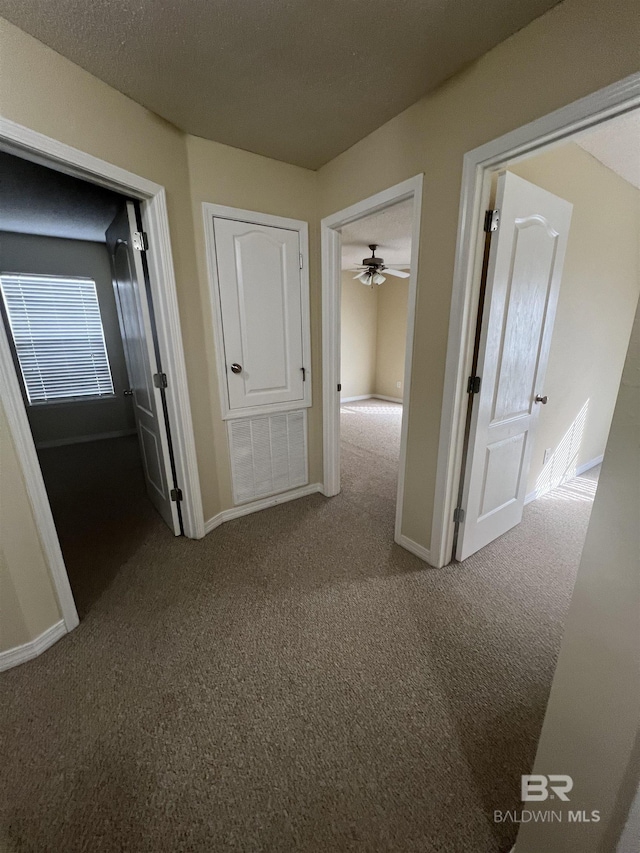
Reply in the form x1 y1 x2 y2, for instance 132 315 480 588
521 775 573 802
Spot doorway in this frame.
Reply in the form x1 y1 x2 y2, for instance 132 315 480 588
0 121 203 636
0 153 183 616
434 92 640 566
321 175 423 553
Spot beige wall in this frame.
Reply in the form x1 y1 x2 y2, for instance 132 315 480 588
340 272 409 400
185 135 320 508
516 292 640 853
340 272 378 398
375 278 409 399
317 0 640 547
0 402 61 650
502 144 640 497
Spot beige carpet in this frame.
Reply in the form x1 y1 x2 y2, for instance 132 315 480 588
0 399 599 853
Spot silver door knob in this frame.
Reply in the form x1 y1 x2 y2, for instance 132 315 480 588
123 389 134 397
535 395 548 404
230 363 242 374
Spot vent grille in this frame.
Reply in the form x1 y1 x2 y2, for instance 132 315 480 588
228 410 308 504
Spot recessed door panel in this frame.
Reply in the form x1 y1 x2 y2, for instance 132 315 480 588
480 433 526 518
492 219 559 423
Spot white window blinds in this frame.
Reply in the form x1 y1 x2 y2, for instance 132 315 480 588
0 273 115 404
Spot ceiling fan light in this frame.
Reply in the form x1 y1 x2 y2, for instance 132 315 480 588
373 272 386 285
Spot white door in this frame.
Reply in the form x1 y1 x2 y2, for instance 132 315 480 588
106 203 181 535
457 172 573 561
213 217 306 412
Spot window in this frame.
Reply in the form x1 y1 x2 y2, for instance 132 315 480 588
0 273 115 404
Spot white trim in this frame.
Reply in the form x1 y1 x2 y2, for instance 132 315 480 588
577 454 604 476
321 175 424 555
0 619 67 672
202 202 312 421
204 482 323 533
142 189 204 539
395 534 431 564
340 394 403 404
372 394 403 404
0 117 207 636
524 455 604 505
36 429 137 449
430 72 640 569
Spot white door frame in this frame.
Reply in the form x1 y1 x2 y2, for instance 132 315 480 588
321 174 424 546
430 71 640 569
0 117 205 633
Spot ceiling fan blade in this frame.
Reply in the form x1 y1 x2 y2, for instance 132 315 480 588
384 268 410 278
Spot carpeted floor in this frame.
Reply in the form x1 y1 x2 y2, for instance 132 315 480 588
0 399 599 853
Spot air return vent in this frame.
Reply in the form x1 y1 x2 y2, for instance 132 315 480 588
228 410 308 504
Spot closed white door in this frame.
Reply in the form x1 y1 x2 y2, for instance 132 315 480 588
106 203 180 534
457 172 573 561
213 217 305 411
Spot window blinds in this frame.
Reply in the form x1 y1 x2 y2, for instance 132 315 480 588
0 273 115 404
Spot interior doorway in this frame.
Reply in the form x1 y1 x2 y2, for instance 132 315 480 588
0 148 195 620
321 175 423 553
338 203 413 535
438 102 640 565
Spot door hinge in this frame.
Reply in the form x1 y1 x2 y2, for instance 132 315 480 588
484 209 500 233
467 375 481 394
153 372 168 389
170 488 183 502
299 253 304 270
337 383 342 392
301 366 306 382
453 507 465 523
132 230 149 251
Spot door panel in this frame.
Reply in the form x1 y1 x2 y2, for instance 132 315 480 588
457 172 573 561
106 203 180 534
213 218 304 411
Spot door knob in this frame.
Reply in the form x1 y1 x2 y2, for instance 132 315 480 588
123 389 134 397
230 363 243 374
535 394 548 404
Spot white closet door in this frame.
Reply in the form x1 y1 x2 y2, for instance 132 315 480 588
213 218 306 412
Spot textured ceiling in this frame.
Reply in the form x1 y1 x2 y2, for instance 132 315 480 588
576 110 640 190
341 199 413 270
0 0 561 169
0 153 123 241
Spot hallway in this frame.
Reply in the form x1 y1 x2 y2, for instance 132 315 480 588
0 401 598 853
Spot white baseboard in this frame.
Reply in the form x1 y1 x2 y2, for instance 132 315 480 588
0 619 67 672
372 394 403 404
395 533 432 564
340 394 403 404
576 454 604 476
524 454 604 505
205 482 323 534
36 429 137 449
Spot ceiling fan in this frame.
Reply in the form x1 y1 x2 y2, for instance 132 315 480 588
350 244 410 286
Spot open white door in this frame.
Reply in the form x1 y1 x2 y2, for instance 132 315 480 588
456 172 573 561
106 203 181 535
